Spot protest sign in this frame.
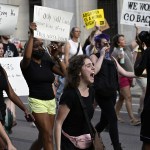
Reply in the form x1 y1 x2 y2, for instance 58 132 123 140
100 18 110 31
0 4 19 35
0 57 29 96
82 9 105 29
121 0 150 27
33 6 73 42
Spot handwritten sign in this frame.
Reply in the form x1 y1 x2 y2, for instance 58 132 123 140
121 0 150 27
0 4 19 35
100 18 110 31
33 6 73 42
82 9 105 29
0 57 29 97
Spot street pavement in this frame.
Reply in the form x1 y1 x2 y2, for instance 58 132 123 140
9 84 144 150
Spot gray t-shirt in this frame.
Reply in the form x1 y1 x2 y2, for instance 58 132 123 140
111 45 134 72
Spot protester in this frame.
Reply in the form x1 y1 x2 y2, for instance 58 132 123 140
83 24 102 56
55 55 95 150
134 30 150 150
57 27 83 106
0 41 4 57
90 33 137 150
0 111 16 150
64 27 83 66
132 25 147 115
1 35 19 57
10 37 23 56
0 42 34 146
111 34 140 125
1 35 19 128
133 46 147 115
20 22 66 150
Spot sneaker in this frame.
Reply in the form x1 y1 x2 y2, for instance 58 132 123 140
130 119 141 126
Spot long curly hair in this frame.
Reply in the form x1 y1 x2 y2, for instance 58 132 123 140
64 55 89 90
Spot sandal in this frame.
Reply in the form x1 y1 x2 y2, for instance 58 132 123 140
130 119 141 126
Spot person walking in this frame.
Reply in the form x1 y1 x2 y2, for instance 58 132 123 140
54 55 95 150
90 33 137 150
0 41 34 148
1 35 19 128
134 30 150 150
111 34 140 125
64 27 83 66
20 22 66 150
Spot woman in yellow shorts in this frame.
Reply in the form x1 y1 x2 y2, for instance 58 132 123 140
20 22 66 150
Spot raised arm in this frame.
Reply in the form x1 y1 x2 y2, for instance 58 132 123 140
20 22 37 69
90 47 106 75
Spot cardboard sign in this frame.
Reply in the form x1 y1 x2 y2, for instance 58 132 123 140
100 18 110 31
82 9 105 29
0 4 19 35
34 6 73 42
0 57 29 96
121 0 150 27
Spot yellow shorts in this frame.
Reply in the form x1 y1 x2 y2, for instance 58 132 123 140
28 97 56 115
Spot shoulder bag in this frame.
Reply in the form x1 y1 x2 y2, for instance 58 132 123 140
75 88 105 150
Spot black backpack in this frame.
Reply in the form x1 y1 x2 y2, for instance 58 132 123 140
94 53 119 96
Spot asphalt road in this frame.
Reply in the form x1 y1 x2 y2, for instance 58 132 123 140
9 85 143 150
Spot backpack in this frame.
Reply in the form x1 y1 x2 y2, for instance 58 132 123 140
94 53 119 96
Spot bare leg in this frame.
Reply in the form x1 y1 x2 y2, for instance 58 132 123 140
120 86 140 125
115 94 124 121
30 112 55 150
120 86 135 119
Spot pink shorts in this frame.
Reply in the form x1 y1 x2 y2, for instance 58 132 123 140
119 77 133 88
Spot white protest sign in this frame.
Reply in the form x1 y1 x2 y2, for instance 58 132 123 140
0 4 19 35
0 57 29 97
34 6 73 42
120 0 150 27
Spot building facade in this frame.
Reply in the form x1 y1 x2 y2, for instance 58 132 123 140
0 0 149 44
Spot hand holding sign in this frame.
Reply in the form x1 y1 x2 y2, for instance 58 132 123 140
29 22 37 35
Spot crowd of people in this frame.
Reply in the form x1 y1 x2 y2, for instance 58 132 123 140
0 20 149 150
